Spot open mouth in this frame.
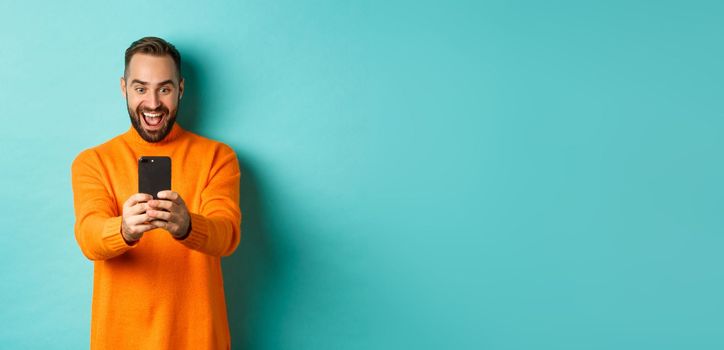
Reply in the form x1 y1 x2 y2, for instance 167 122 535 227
141 111 165 130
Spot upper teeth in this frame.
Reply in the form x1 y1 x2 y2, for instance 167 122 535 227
144 112 162 118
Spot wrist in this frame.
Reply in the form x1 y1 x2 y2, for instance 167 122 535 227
121 231 140 246
120 221 140 245
174 219 192 240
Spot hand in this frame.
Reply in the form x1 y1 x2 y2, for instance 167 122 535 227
146 190 191 239
121 193 155 244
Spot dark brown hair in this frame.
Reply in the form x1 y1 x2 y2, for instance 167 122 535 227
124 36 182 79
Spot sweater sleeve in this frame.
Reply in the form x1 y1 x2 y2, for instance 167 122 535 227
71 150 135 260
176 144 242 257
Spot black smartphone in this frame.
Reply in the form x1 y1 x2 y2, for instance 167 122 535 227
138 156 171 199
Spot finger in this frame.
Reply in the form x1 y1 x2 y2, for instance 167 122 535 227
124 223 154 237
157 191 179 202
124 193 153 208
134 224 155 234
158 191 186 207
125 202 148 216
147 199 174 211
126 213 151 226
147 209 172 221
150 220 167 229
125 193 153 207
150 220 181 235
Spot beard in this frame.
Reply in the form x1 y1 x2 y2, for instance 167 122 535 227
127 99 179 143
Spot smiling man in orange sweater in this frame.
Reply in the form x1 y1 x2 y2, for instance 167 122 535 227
71 37 241 349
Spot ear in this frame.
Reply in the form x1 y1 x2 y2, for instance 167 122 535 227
120 77 127 99
179 77 185 100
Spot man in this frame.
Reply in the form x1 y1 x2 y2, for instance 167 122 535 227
71 37 241 349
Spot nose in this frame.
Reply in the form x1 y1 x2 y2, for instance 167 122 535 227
146 91 161 109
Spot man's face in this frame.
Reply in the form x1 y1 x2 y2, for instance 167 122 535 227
121 54 184 143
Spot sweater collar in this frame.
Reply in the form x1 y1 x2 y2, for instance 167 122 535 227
123 122 185 147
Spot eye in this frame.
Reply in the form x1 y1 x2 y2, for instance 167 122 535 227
135 87 146 93
160 87 170 94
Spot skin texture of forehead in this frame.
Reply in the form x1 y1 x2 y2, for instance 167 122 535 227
126 54 180 84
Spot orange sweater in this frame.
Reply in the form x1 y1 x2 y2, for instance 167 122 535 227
71 123 241 349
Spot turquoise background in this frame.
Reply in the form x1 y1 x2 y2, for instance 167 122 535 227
1 0 723 349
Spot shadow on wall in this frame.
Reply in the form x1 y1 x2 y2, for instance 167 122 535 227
180 53 284 349
224 156 282 349
179 53 204 133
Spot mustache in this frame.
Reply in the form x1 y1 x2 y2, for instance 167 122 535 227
137 106 169 114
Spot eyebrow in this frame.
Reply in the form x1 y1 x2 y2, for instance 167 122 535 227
130 79 176 86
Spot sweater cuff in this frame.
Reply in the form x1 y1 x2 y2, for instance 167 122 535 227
101 216 136 253
177 213 209 251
